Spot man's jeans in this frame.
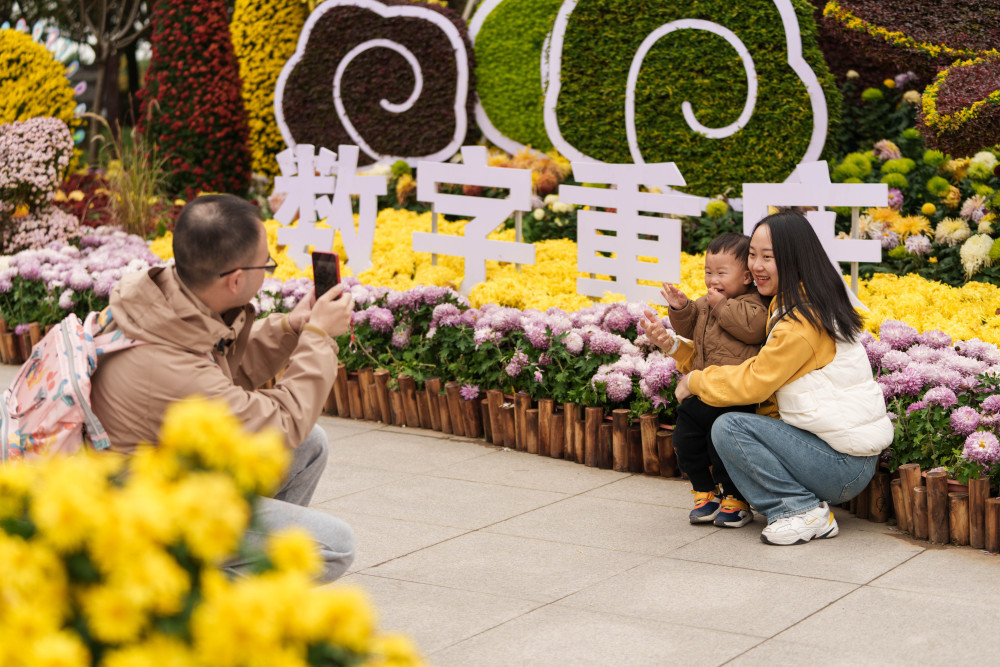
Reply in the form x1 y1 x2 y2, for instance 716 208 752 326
711 413 877 523
226 425 355 582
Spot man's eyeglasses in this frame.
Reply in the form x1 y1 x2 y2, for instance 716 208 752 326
218 254 278 277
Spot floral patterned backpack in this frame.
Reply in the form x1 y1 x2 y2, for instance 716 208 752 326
1 308 144 464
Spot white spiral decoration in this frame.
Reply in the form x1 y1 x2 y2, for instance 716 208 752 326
625 19 758 164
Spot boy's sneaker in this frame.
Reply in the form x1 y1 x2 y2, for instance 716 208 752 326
713 496 753 528
760 502 839 545
689 491 721 523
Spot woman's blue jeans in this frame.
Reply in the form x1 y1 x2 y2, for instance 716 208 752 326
711 413 878 523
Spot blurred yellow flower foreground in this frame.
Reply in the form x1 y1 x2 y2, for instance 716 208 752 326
0 398 422 667
148 208 1000 345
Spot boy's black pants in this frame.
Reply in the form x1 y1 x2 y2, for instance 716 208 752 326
673 396 756 501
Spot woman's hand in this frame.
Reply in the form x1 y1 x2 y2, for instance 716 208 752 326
640 306 676 353
674 374 692 402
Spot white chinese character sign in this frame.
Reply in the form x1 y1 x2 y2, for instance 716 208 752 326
742 160 888 307
560 162 701 305
413 146 534 295
273 144 386 272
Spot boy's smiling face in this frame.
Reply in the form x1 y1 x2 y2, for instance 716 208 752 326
704 250 753 298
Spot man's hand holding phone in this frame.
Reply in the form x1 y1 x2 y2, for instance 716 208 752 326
311 284 353 337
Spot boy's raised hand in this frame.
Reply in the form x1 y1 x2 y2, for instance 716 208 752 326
660 282 688 310
705 287 726 309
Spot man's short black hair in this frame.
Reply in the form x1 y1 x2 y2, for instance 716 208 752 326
173 195 263 289
706 232 750 267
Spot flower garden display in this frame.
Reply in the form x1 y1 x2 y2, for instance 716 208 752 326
0 29 80 132
231 0 309 183
917 52 1000 158
138 0 252 199
0 397 422 666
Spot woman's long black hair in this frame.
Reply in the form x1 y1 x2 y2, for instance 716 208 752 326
752 210 864 342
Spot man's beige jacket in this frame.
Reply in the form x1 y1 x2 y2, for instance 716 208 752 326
91 266 339 454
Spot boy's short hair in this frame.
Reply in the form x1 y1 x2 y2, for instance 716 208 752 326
706 232 750 267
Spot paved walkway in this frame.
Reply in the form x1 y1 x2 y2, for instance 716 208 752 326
4 364 1000 665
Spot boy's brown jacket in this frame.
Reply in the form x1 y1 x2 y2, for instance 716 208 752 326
667 290 768 374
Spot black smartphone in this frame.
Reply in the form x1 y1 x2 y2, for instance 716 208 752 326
312 251 341 299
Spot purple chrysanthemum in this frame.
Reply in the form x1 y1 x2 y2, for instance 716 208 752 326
366 307 395 334
904 234 932 256
865 340 892 366
588 330 626 355
917 329 952 349
505 350 528 377
390 324 411 349
473 327 501 348
459 384 480 401
956 339 1000 364
981 395 1000 413
602 306 633 333
950 406 981 436
879 320 919 350
431 303 463 328
923 386 957 408
523 323 551 350
906 400 927 414
534 370 544 384
906 344 941 364
602 371 633 402
564 331 584 355
962 431 1000 465
879 350 911 372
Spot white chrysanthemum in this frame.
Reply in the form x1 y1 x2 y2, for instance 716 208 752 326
970 150 998 172
959 234 994 277
960 194 987 222
934 217 971 247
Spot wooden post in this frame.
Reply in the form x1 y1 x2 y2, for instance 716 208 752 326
364 383 380 423
564 403 579 462
969 476 990 550
611 409 629 472
598 423 613 469
573 419 585 463
550 412 565 458
925 470 949 544
463 397 483 438
890 479 907 532
373 370 393 423
639 414 660 476
347 378 364 420
513 392 531 450
416 391 433 430
627 426 643 473
537 399 554 457
445 382 466 437
437 390 452 434
898 463 922 534
27 322 41 346
0 331 9 364
486 389 504 444
357 368 377 421
424 377 442 431
480 400 493 443
986 498 1000 553
855 483 870 520
868 473 891 523
333 363 349 417
912 486 928 540
949 493 970 547
389 388 406 426
16 332 30 362
399 375 421 428
323 383 338 416
584 407 602 468
500 404 516 449
525 409 539 454
657 429 677 477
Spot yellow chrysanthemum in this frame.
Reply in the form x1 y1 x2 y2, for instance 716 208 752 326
267 527 322 577
889 215 933 239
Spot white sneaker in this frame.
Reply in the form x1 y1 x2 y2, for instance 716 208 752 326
760 502 839 546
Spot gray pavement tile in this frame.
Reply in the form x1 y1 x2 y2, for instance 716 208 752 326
363 531 652 603
767 585 1000 664
326 429 495 474
430 604 760 667
317 415 384 439
557 557 857 638
314 474 567 530
666 513 924 585
485 494 719 556
340 573 541 655
429 447 629 494
582 474 697 509
311 461 413 504
868 547 1000 600
312 508 467 572
727 638 912 667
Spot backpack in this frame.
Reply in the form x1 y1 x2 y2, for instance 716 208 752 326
1 308 144 464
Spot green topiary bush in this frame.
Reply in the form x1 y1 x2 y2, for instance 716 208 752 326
548 0 841 198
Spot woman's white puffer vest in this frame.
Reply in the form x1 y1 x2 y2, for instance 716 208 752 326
769 314 893 456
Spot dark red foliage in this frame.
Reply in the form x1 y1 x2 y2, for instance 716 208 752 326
54 171 114 228
917 54 1000 157
138 0 251 199
812 0 1000 91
